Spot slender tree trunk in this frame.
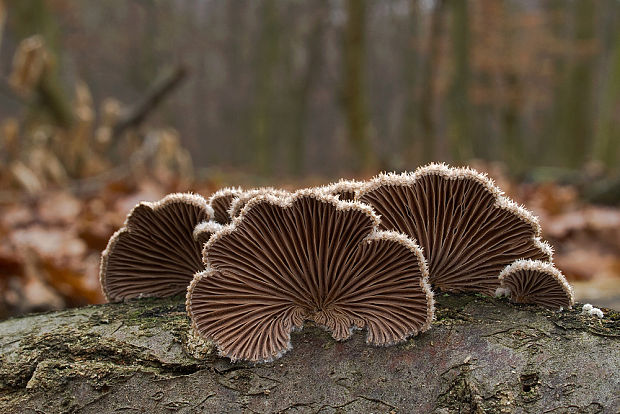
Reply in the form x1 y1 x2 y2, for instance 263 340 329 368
0 0 6 53
1 294 618 413
567 0 596 168
252 0 280 176
594 4 620 168
500 1 524 173
447 0 472 162
226 0 250 167
472 0 500 162
419 0 445 163
542 0 568 167
400 0 420 165
502 71 524 173
552 0 596 169
8 0 73 128
342 0 373 172
288 2 327 176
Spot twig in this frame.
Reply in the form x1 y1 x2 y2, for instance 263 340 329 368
112 65 188 138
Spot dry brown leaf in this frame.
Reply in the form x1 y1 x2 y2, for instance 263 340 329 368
555 248 620 281
37 191 82 224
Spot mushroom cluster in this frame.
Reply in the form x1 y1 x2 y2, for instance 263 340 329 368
188 190 433 362
357 165 553 295
100 193 212 302
99 163 575 362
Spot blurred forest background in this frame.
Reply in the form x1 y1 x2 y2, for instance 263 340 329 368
0 0 620 319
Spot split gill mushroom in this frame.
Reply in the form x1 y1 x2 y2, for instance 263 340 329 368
321 179 364 201
357 163 553 295
497 259 574 310
227 187 290 219
100 193 213 302
186 189 434 363
208 187 244 224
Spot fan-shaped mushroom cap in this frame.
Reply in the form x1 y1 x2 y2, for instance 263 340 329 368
186 190 434 362
357 163 553 295
227 187 290 218
208 187 244 224
100 193 213 302
497 260 574 309
321 179 364 201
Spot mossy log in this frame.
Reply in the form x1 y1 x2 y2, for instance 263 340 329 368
1 294 618 413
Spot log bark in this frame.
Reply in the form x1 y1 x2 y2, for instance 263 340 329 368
0 293 618 413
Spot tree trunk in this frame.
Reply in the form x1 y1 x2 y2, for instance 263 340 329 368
552 0 596 169
594 1 620 168
419 0 446 163
252 0 280 176
1 294 618 413
446 0 472 162
342 0 373 172
287 1 328 176
399 0 420 166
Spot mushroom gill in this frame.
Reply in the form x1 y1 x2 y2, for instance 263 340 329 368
193 220 224 247
208 187 244 224
100 193 212 302
357 163 553 295
497 259 574 309
227 187 290 218
186 190 434 362
321 179 364 201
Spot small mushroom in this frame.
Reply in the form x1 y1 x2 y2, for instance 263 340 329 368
321 179 364 201
186 190 434 362
497 259 574 309
227 187 290 219
208 187 244 224
100 193 213 302
357 163 553 295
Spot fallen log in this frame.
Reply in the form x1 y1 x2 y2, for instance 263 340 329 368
0 294 618 413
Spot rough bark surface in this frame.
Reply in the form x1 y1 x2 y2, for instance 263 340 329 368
0 294 618 414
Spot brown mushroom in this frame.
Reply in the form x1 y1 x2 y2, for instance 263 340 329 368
100 193 212 302
321 179 364 201
497 259 574 309
186 190 434 362
227 187 290 218
357 163 553 295
208 187 244 224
